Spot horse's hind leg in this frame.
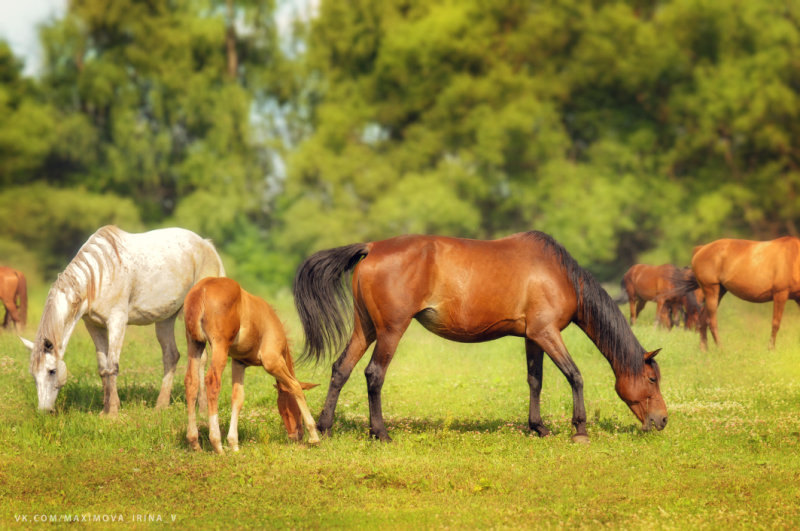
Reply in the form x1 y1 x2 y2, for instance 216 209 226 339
525 339 550 437
769 291 788 350
155 315 180 409
364 320 411 442
184 338 205 451
205 342 230 455
318 313 375 436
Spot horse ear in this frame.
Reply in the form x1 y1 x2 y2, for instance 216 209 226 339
644 348 662 361
19 337 34 352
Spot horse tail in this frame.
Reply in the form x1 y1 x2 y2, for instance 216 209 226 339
183 283 206 345
293 242 370 365
15 270 27 329
613 278 630 305
668 267 699 299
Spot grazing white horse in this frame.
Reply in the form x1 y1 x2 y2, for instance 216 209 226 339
22 225 225 415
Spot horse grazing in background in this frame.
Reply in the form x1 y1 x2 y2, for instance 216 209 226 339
0 266 27 331
294 231 667 443
672 237 800 350
184 277 320 454
620 264 702 330
21 226 225 415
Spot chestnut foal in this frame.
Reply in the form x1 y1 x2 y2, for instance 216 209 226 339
184 277 320 453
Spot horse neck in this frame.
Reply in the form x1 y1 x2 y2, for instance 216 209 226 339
574 297 644 378
40 285 88 355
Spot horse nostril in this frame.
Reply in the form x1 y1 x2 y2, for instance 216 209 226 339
661 416 668 428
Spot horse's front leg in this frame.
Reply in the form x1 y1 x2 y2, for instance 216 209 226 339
525 339 550 437
85 318 123 416
226 361 246 452
154 315 180 409
529 327 588 443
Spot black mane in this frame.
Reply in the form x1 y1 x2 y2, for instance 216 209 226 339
524 231 647 376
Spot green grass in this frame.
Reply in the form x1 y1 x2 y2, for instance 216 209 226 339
1 288 799 528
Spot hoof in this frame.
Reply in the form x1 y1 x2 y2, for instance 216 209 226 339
370 430 392 443
530 424 551 438
188 440 202 452
571 434 590 444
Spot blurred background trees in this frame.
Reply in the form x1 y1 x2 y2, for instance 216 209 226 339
1 0 799 290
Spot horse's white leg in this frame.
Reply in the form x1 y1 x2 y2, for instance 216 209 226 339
206 343 229 455
155 315 180 409
227 360 246 452
84 320 119 415
102 313 128 416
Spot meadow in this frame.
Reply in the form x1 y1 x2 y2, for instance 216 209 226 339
1 285 798 529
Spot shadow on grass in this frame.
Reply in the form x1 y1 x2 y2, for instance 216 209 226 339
57 377 168 413
323 412 642 439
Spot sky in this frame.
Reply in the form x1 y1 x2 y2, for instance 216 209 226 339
0 0 317 77
0 0 66 75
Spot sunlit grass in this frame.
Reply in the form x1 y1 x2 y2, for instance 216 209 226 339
0 291 798 527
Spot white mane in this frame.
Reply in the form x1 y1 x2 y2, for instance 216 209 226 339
36 226 125 356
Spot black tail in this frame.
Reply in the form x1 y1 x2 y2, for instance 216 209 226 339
667 267 699 299
293 243 370 364
613 278 630 305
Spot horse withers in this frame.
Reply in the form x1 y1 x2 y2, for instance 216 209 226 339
0 266 27 332
183 277 320 453
673 236 800 350
294 231 667 443
21 226 225 415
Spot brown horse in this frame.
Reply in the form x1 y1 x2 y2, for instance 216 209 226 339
673 237 800 350
184 277 320 453
294 231 667 443
0 266 27 331
620 264 701 329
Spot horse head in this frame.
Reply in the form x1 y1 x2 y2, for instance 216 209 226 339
275 381 319 441
21 335 67 412
614 349 668 431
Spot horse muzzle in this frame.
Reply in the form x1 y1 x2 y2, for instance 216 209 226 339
642 413 668 432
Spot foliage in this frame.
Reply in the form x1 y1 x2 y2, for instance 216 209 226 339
0 184 142 280
1 0 800 288
0 295 798 526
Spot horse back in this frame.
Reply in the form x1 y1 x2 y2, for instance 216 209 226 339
692 237 800 298
354 233 576 340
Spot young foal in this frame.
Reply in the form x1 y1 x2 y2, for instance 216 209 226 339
184 277 320 453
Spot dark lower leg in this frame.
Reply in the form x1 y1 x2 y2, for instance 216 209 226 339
525 339 549 437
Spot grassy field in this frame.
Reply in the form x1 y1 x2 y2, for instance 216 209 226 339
1 285 799 528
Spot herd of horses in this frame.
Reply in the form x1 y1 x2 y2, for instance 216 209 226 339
3 225 797 452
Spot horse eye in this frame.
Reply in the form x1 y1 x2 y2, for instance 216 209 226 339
43 339 54 352
648 377 657 383
48 369 57 376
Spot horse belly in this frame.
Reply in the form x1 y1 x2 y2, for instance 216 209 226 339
415 307 526 342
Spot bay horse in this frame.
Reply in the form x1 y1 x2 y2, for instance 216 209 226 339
21 226 225 415
294 231 667 443
673 237 800 350
620 264 701 329
0 266 27 331
184 277 320 453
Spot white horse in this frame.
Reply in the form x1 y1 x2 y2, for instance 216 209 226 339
22 225 225 415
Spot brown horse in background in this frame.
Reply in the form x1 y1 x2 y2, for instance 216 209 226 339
184 277 320 454
0 266 27 331
620 264 702 330
294 231 667 443
673 237 800 350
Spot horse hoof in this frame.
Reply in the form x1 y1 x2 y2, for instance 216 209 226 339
571 434 590 444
